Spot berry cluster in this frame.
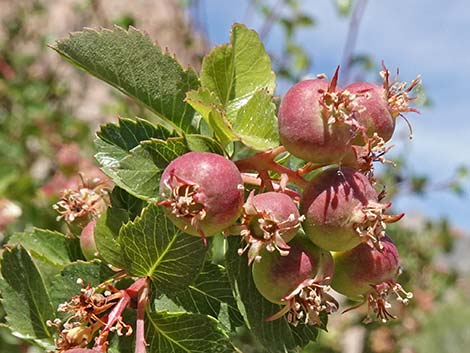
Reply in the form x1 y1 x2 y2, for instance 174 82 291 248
158 66 419 325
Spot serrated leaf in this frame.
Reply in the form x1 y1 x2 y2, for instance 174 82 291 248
186 88 238 147
225 238 318 352
167 262 243 328
0 246 55 340
8 228 81 268
184 134 225 155
110 186 146 221
94 207 129 269
232 89 279 150
146 311 235 353
118 204 206 294
199 24 279 150
49 260 115 310
98 118 174 150
95 118 174 200
201 24 275 113
52 27 199 133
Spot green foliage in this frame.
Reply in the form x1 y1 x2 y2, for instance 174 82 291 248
145 311 235 353
0 247 55 344
189 23 279 150
52 27 200 134
119 204 206 292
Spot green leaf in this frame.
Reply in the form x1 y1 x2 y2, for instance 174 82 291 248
199 24 279 150
49 260 115 310
94 207 129 269
52 27 199 133
232 89 279 150
186 88 238 147
146 311 235 353
167 262 243 328
109 186 146 221
95 118 174 200
201 24 275 113
184 134 225 155
119 204 206 294
0 246 55 341
225 238 318 352
98 118 174 151
8 228 80 268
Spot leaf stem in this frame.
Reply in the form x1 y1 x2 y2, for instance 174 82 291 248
241 172 300 200
235 146 308 189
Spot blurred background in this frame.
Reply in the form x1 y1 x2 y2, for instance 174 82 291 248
0 0 468 352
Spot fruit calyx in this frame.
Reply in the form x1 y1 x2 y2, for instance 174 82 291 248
267 253 338 326
354 201 404 249
159 172 207 238
351 133 395 177
318 67 365 131
381 63 421 118
238 191 304 264
268 277 338 327
345 280 413 324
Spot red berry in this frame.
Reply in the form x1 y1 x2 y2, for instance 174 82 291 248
278 76 363 164
332 236 412 322
238 191 303 264
301 167 389 251
252 236 337 326
159 152 244 239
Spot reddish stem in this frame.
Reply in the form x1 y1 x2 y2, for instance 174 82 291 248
241 173 300 201
235 146 308 189
135 280 149 353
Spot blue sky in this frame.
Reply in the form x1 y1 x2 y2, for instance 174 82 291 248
199 0 470 232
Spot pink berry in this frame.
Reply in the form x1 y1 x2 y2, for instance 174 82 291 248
252 236 338 326
300 167 390 251
80 220 98 260
332 236 412 322
278 75 363 164
238 191 303 264
159 152 244 239
345 82 395 143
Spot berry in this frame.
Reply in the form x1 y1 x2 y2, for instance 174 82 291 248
238 191 303 264
278 73 363 164
345 82 395 143
300 167 392 251
252 236 337 326
80 220 98 260
159 152 244 239
345 67 421 145
331 236 412 322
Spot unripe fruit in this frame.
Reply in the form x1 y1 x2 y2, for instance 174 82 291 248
345 69 421 145
239 191 303 264
301 167 390 251
80 220 98 260
345 82 395 143
332 236 412 322
159 152 244 239
252 236 337 326
332 236 399 299
278 75 363 164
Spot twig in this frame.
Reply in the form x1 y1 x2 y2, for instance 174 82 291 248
340 0 369 84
